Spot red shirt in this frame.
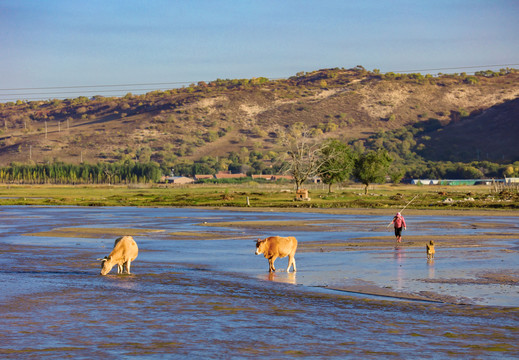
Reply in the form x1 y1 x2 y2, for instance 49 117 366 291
393 215 406 228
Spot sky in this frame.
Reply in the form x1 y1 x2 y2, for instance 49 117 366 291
1 0 518 101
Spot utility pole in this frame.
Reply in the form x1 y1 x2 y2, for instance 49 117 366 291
45 121 47 139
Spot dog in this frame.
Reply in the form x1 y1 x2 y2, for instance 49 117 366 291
426 240 435 260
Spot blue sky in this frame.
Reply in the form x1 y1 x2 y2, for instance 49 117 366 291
1 0 518 101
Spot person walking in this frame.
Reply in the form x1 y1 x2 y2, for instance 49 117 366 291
391 212 406 243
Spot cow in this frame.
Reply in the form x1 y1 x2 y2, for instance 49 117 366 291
426 240 435 260
98 236 139 275
255 236 297 273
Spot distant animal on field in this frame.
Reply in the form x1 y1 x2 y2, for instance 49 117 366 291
426 240 435 260
98 236 139 275
255 236 297 272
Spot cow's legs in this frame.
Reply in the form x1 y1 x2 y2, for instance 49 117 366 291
268 256 277 272
126 260 132 274
287 254 296 272
117 264 123 274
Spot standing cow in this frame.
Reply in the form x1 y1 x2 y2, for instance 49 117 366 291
98 236 139 275
255 236 297 272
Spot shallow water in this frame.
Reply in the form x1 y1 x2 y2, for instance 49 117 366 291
0 206 518 358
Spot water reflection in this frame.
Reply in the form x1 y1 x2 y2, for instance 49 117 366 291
259 271 297 285
427 258 435 278
394 246 405 290
2 206 519 358
98 273 142 293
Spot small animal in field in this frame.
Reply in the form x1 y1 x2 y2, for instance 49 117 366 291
98 236 139 275
426 240 435 260
255 236 298 272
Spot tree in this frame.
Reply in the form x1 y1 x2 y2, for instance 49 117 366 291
353 149 392 194
280 125 325 190
388 166 405 184
318 139 355 192
137 146 152 163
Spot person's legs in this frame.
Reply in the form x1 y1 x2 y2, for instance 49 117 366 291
395 227 403 242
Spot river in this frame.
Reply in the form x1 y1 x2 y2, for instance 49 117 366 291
0 206 518 358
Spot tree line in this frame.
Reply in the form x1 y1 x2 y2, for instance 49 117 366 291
1 146 516 190
0 162 162 184
0 129 516 189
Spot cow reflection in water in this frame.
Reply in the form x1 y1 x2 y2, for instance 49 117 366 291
259 271 296 285
255 236 297 272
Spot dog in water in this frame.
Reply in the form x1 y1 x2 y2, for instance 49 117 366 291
426 240 435 260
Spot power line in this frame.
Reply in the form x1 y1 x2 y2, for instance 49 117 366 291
390 63 519 73
3 63 517 93
0 88 180 97
0 81 194 92
1 63 517 101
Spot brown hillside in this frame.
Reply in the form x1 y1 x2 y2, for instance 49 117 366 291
0 68 518 166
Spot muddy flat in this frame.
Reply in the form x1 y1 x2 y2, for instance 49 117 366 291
0 206 518 358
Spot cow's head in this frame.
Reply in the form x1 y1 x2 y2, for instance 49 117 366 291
255 238 267 255
99 256 115 275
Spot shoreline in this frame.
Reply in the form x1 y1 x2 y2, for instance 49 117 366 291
204 206 519 217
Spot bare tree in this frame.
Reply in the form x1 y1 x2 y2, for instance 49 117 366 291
277 124 325 190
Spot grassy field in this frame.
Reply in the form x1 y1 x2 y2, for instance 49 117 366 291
0 183 517 211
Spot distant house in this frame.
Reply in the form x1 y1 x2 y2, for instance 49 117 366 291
214 172 247 179
270 175 294 181
411 179 436 185
251 174 295 181
194 174 215 180
252 174 275 180
162 176 194 184
411 179 504 186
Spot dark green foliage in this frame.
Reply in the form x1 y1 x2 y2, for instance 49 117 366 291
353 149 392 194
0 161 162 184
318 139 355 192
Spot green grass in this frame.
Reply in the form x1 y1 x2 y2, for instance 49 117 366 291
0 183 516 210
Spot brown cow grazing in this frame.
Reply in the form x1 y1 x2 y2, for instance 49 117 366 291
98 236 139 275
426 240 435 260
255 236 297 272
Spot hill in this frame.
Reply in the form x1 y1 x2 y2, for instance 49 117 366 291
0 67 518 172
